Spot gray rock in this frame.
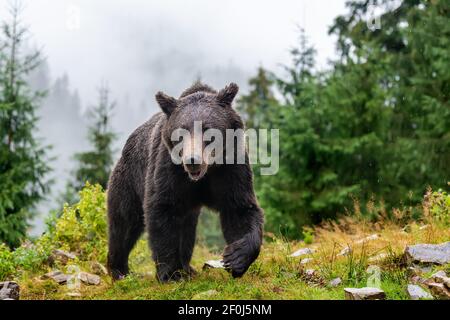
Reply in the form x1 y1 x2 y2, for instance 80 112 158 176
78 272 101 285
203 260 225 270
0 281 20 300
90 262 108 275
329 277 342 287
41 270 69 284
430 271 450 289
404 242 450 265
407 284 433 300
427 282 450 300
290 248 315 258
344 287 386 300
51 249 76 265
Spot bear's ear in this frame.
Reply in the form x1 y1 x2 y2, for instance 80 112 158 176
216 83 239 106
156 91 178 115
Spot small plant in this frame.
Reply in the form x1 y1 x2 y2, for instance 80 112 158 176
302 227 314 245
0 243 15 281
41 183 108 263
0 241 50 281
424 187 450 226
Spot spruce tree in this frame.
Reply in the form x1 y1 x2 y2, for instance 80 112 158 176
0 1 51 247
237 67 278 129
71 83 116 192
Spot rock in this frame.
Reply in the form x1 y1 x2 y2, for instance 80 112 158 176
300 258 313 265
427 283 450 300
289 248 315 258
78 272 101 285
337 246 352 257
41 270 69 284
430 271 450 289
344 287 386 300
355 234 379 245
431 270 447 278
203 260 225 270
404 242 450 265
51 249 76 265
0 281 20 300
329 277 342 287
192 290 218 300
407 284 433 300
90 262 108 275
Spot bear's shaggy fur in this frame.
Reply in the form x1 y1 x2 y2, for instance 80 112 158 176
107 82 264 282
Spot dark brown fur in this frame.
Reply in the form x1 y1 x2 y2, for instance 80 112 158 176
107 82 264 282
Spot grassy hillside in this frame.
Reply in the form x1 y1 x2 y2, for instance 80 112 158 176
1 184 449 300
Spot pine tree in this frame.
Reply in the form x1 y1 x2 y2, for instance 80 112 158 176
328 0 450 207
71 83 116 192
251 0 450 238
0 1 51 247
236 67 278 129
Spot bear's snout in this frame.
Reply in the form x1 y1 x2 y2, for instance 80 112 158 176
183 156 207 181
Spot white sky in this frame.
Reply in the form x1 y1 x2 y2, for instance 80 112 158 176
9 0 348 112
1 0 351 234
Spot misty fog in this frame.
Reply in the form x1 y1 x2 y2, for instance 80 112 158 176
0 0 348 234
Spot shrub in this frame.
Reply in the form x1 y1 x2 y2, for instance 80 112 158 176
0 241 49 281
41 183 108 263
425 187 450 226
0 183 108 280
0 243 14 281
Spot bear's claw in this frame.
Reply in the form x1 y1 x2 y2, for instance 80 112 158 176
223 238 252 278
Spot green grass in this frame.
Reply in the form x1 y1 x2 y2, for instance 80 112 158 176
14 218 449 300
3 184 448 300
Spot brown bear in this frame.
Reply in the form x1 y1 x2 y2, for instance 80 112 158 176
106 82 264 282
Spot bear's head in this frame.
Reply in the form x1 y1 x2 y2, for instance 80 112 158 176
156 82 243 181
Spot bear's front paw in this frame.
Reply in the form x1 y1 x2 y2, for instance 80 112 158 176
223 238 257 278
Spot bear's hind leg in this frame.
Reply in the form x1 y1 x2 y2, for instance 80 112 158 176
107 185 144 280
